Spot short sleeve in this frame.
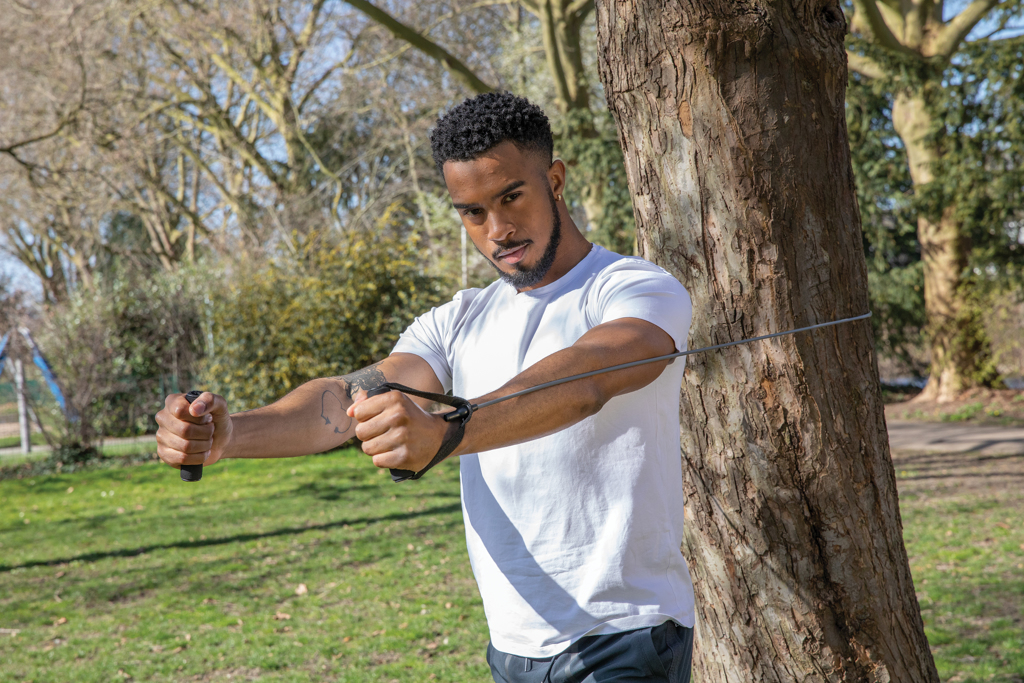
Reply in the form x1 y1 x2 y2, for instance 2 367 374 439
590 259 692 352
391 291 468 393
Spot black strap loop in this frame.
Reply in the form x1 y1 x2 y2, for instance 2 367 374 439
364 383 474 482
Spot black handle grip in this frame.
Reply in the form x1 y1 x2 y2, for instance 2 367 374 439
365 385 417 482
180 390 204 482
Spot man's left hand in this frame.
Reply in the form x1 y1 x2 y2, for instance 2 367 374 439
347 391 448 473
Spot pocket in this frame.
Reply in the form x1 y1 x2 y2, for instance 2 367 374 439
640 626 670 678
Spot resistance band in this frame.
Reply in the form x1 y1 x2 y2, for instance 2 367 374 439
179 312 871 484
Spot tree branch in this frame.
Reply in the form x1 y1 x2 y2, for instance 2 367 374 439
849 0 911 52
342 0 493 94
846 50 888 79
565 0 594 19
931 0 1007 56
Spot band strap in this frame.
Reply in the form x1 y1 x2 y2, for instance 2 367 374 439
364 383 474 482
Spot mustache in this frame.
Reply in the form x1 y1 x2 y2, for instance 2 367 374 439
491 239 532 260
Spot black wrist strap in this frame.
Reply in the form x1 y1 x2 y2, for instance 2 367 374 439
364 383 474 482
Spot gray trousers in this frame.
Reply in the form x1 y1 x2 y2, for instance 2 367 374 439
486 620 694 683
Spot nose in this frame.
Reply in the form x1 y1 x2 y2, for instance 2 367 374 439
485 211 514 244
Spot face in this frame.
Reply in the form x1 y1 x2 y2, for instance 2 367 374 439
443 141 566 290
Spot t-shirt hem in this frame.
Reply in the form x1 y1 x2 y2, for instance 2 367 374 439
490 611 696 659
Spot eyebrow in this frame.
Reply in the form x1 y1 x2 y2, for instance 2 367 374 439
452 180 526 210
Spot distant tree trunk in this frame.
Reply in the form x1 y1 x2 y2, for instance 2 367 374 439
890 91 992 402
596 1 939 681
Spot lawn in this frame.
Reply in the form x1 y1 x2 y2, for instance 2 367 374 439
0 451 489 682
1 446 1022 682
894 448 1024 682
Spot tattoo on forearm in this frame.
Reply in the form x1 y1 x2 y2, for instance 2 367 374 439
341 361 387 400
320 390 352 435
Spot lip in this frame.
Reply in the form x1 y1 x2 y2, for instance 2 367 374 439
497 244 528 264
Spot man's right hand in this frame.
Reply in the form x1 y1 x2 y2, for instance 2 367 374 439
155 392 234 471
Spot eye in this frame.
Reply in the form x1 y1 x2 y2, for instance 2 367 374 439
503 192 521 203
462 208 482 217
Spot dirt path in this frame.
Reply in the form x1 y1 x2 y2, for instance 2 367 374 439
887 420 1024 455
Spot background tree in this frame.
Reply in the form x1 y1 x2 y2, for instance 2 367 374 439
845 0 1024 399
597 0 937 679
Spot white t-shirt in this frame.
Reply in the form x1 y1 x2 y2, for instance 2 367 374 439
392 245 695 658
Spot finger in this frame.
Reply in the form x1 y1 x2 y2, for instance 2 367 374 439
353 411 396 444
157 444 211 468
348 392 393 421
156 428 214 456
166 394 215 424
155 411 215 441
359 422 411 457
189 391 229 419
370 451 404 470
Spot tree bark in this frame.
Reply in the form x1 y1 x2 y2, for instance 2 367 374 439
596 1 938 681
891 91 988 402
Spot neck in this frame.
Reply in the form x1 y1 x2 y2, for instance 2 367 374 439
517 209 592 292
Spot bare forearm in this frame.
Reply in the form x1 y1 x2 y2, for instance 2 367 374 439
455 350 605 456
225 377 356 459
454 323 672 456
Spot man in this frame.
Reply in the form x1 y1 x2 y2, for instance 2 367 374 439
156 92 695 682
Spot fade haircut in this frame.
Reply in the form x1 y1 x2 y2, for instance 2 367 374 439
430 92 554 177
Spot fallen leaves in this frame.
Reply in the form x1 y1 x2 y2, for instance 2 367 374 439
294 583 308 596
53 617 67 626
273 612 291 621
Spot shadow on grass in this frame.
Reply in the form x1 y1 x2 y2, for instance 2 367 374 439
0 502 462 573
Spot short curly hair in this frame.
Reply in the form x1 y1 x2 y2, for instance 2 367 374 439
430 92 553 177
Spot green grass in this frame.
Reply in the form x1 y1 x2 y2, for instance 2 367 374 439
1 439 160 470
899 487 1024 681
941 402 987 422
3 452 1022 682
0 433 48 449
0 451 489 682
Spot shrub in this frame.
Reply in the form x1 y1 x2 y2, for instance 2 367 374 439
202 229 449 411
38 266 206 449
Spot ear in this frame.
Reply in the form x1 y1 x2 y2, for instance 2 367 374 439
547 159 566 198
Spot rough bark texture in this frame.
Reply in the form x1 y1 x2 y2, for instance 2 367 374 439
596 1 939 680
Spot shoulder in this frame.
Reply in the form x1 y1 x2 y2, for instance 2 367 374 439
410 280 505 333
586 247 689 299
581 247 692 348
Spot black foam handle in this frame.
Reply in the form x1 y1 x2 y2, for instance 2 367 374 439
365 385 417 482
180 390 204 482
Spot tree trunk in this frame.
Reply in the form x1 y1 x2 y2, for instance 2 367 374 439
891 91 991 402
596 1 938 681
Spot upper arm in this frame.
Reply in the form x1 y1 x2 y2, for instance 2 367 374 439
570 317 677 404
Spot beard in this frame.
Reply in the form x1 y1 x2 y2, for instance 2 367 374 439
481 188 562 290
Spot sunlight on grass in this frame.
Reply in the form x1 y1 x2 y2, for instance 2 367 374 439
0 451 488 682
3 450 1023 681
899 481 1024 681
